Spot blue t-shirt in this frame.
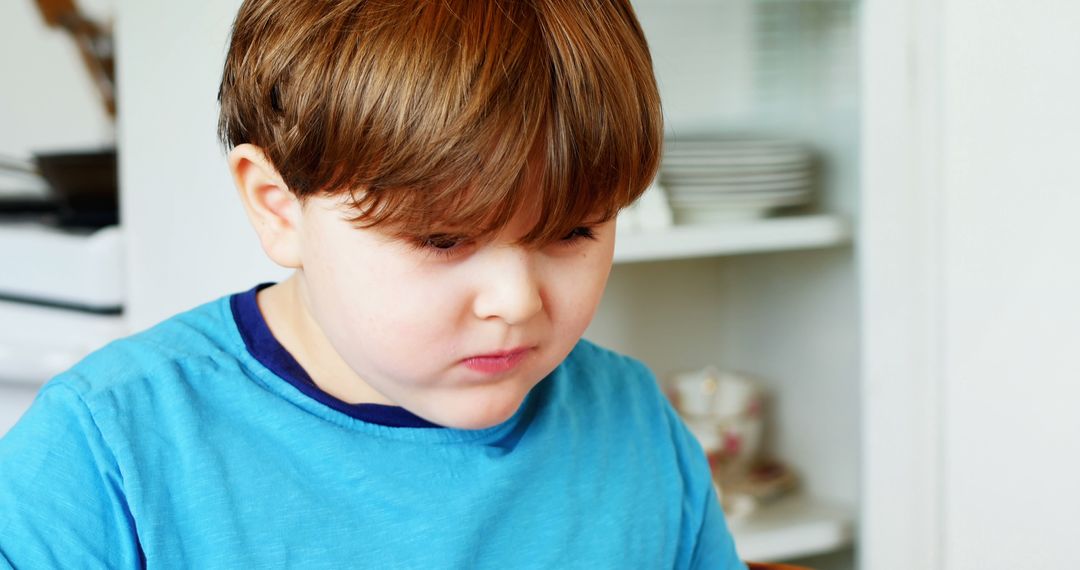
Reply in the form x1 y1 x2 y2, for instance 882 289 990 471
0 286 745 569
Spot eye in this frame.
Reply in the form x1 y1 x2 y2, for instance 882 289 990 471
423 234 463 250
412 233 472 260
560 226 597 243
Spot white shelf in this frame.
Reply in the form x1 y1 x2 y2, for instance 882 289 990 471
613 214 851 264
0 223 125 311
730 494 854 562
0 300 128 385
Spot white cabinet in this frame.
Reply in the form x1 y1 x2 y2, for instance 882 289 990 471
593 226 859 565
582 3 862 565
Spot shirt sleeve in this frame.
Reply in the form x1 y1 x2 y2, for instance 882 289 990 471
0 381 142 569
689 470 746 570
635 359 745 570
666 404 747 570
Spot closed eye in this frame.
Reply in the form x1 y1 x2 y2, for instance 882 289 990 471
412 233 473 260
408 226 597 260
560 226 597 243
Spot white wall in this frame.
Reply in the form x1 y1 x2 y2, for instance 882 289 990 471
862 0 1080 567
940 1 1080 566
116 0 285 330
0 0 114 161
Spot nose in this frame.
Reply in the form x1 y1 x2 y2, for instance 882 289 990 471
471 246 544 325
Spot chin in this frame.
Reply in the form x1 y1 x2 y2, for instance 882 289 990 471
429 390 528 430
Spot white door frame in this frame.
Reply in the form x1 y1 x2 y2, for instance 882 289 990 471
859 0 946 568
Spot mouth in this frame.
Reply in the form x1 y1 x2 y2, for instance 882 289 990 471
460 347 533 375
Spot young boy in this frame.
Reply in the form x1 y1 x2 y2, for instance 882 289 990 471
0 1 745 568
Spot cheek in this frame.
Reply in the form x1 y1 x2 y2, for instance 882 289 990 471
309 247 465 360
546 255 613 335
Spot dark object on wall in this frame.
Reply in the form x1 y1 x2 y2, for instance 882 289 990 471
34 148 118 228
0 149 118 228
33 0 116 118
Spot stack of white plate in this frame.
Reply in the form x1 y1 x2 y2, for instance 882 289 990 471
660 138 815 224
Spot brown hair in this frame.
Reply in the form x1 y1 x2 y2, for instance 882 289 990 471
218 0 662 245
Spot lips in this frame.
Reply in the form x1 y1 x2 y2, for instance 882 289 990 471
461 347 532 374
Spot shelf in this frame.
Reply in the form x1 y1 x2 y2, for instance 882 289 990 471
613 214 851 264
730 494 854 562
0 223 125 312
0 299 128 385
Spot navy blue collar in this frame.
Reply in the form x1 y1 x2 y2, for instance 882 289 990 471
230 283 442 429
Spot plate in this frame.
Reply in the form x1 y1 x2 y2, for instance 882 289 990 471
664 138 804 153
673 206 775 224
660 169 811 185
662 152 811 169
667 192 809 209
666 179 813 194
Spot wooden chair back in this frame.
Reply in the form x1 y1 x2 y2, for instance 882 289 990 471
746 562 813 570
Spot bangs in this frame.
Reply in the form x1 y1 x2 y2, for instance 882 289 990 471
219 0 663 247
345 131 634 247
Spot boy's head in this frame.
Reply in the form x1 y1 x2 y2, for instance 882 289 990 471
218 0 662 429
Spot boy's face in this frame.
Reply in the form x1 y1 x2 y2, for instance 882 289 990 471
295 194 616 430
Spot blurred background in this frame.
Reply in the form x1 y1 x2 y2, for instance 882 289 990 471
1 0 1078 568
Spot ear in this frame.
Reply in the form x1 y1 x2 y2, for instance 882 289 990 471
228 144 303 268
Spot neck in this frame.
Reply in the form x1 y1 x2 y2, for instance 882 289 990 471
257 273 394 406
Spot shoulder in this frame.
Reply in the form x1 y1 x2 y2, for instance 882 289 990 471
46 293 244 406
542 342 743 568
559 338 658 393
561 338 655 380
555 339 711 461
554 338 677 426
